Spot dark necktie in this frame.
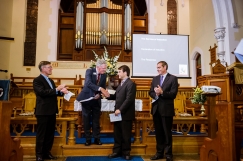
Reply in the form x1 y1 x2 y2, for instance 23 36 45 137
97 74 101 84
160 75 164 86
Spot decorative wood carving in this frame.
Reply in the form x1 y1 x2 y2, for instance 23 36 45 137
212 59 226 74
24 0 38 66
208 44 227 74
209 43 217 63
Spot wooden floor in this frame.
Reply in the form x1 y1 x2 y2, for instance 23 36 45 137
23 154 200 161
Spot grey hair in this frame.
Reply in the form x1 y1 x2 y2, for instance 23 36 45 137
96 59 107 66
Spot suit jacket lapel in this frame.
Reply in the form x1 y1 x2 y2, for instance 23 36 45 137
40 74 52 89
116 78 129 92
92 68 97 84
162 73 170 88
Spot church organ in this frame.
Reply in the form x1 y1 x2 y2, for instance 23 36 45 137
58 0 148 62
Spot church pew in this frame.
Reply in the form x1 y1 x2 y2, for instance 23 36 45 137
0 101 23 161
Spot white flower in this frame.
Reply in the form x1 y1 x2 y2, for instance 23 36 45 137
90 46 121 76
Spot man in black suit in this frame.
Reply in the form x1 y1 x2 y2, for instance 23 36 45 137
33 61 69 161
107 65 136 160
149 61 178 161
76 59 110 146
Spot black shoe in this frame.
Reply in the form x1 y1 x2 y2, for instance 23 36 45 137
166 156 173 161
94 138 102 145
150 153 163 160
108 153 120 158
85 140 91 146
36 156 44 161
43 153 57 160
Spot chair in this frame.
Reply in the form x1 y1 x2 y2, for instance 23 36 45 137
13 92 36 117
12 92 36 133
174 93 196 132
21 92 36 115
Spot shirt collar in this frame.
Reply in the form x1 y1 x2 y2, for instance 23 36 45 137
96 68 100 75
160 72 168 78
41 73 49 80
122 77 128 83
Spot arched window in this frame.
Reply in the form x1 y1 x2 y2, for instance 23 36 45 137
196 53 202 85
167 0 177 35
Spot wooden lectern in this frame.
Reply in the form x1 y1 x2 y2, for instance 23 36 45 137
0 101 23 161
199 62 243 161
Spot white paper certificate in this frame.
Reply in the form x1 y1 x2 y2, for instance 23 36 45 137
64 91 75 101
109 113 122 122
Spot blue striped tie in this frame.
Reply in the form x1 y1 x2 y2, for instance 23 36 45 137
46 78 53 89
160 75 164 86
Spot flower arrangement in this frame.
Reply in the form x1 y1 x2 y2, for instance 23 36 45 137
190 86 207 104
90 46 121 76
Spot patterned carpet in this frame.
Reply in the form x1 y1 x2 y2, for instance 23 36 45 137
65 156 143 161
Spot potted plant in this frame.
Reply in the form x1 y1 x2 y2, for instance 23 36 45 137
191 86 207 116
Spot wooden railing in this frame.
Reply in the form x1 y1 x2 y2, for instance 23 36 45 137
10 117 77 145
10 73 83 85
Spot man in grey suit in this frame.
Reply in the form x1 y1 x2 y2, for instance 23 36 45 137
33 61 69 161
149 61 178 161
76 59 110 146
107 65 136 160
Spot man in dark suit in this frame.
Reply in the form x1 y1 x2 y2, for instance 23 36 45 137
33 61 69 161
149 61 178 161
107 65 136 160
76 59 110 146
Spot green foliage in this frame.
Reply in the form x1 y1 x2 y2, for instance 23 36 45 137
190 86 207 104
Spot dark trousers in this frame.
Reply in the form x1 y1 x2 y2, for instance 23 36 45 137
82 100 101 140
153 111 173 157
36 115 56 157
113 120 133 155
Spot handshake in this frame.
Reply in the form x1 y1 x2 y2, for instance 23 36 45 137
56 84 69 94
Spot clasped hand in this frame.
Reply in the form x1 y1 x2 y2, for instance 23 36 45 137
101 88 110 98
154 85 163 96
56 84 69 94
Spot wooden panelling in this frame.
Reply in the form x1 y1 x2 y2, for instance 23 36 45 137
61 17 74 24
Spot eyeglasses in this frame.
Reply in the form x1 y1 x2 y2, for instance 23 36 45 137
44 66 53 69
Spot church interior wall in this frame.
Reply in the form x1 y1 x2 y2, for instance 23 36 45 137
0 0 13 79
8 0 28 77
189 0 216 77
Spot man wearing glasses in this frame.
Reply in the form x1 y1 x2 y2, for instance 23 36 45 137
33 61 69 161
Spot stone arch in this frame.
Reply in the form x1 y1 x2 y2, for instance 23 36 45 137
190 47 204 86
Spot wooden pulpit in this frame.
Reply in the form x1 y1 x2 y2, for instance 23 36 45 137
200 93 235 161
199 62 243 161
0 101 23 161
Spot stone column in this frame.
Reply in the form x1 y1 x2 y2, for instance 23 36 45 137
214 27 226 65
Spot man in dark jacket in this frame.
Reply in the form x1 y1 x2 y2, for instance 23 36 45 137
149 61 178 161
107 65 136 160
76 59 110 146
33 61 69 161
